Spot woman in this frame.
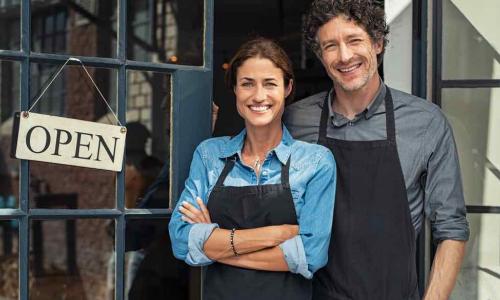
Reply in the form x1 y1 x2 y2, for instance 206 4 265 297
169 37 336 300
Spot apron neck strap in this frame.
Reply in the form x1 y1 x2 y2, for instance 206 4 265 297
280 157 291 186
214 156 236 188
215 155 291 187
383 88 396 143
318 86 397 144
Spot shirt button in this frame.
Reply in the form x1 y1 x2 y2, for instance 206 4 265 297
347 121 354 126
262 171 268 176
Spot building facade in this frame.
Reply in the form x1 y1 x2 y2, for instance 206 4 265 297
0 0 498 299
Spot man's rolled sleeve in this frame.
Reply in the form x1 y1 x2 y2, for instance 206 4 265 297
279 236 311 279
186 223 219 266
424 110 470 242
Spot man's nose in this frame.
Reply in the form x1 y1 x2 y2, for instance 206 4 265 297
338 43 353 63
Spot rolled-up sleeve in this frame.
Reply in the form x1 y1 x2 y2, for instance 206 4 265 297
424 111 470 242
281 149 336 279
168 145 219 266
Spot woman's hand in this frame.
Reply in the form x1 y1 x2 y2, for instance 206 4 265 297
179 197 212 224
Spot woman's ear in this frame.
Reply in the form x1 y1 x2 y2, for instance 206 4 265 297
285 79 293 98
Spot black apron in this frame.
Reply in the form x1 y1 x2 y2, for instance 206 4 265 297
313 88 418 300
204 157 311 300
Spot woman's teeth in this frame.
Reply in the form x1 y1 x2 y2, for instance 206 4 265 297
249 105 270 112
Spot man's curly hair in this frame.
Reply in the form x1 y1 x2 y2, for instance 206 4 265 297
303 0 389 65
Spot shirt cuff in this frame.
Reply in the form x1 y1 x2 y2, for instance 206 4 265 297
279 235 312 279
186 223 219 266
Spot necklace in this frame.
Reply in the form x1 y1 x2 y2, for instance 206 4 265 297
253 158 261 172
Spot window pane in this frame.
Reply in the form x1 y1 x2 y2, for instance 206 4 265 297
29 63 117 209
0 219 18 300
441 88 500 206
1 61 20 209
127 0 204 66
126 71 170 209
0 1 20 50
125 218 200 299
29 219 114 300
442 0 500 80
31 0 118 58
384 0 413 93
451 213 500 299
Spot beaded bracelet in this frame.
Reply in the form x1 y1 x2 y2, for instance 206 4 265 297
230 228 239 256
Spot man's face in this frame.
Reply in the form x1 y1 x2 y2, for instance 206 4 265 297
317 15 382 93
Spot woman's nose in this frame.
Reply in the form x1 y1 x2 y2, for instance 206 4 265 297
254 85 267 101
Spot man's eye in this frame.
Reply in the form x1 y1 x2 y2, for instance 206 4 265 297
324 44 337 50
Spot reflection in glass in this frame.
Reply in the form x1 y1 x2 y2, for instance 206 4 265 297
0 1 20 50
0 220 18 300
442 0 500 80
126 71 170 209
31 0 117 58
451 214 500 300
125 218 200 299
442 88 500 206
29 219 114 300
0 61 20 209
127 0 204 66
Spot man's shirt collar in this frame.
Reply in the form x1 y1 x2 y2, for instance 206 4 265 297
219 125 293 165
328 80 386 127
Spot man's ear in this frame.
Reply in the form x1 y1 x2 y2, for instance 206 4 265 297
374 38 384 55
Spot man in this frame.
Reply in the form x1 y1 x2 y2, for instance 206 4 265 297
283 1 469 299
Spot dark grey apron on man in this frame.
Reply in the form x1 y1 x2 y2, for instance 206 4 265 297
313 88 418 300
204 156 311 300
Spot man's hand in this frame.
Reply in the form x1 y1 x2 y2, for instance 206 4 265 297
179 197 211 224
212 102 219 133
423 240 466 300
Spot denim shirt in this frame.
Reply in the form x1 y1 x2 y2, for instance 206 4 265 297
169 126 336 279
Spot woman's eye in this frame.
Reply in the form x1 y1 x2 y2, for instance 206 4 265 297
241 82 253 87
265 82 278 87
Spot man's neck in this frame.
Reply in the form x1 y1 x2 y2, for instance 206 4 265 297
332 76 381 120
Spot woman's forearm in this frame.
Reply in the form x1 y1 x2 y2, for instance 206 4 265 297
218 246 289 271
203 225 298 260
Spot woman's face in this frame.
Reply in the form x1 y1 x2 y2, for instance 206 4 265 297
234 57 292 130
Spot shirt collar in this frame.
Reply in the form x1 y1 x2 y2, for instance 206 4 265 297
219 125 293 165
328 79 386 127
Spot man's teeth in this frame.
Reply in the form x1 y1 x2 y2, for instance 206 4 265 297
339 64 360 73
250 105 270 112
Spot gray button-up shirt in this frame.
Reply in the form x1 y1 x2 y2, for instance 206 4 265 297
283 84 470 242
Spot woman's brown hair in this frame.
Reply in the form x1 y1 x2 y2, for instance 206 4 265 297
225 37 295 104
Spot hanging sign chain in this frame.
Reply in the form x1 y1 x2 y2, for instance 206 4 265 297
27 57 122 127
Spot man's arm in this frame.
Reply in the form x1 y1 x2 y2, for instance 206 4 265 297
423 240 465 300
422 109 469 298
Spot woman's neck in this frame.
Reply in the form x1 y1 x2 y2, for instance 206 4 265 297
242 122 283 162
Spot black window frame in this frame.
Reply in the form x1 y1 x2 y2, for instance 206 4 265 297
0 0 214 299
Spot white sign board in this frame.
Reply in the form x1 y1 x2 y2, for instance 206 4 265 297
12 111 126 172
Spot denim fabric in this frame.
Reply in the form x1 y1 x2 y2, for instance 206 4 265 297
169 126 336 279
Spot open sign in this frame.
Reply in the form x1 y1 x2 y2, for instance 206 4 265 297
11 112 126 172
